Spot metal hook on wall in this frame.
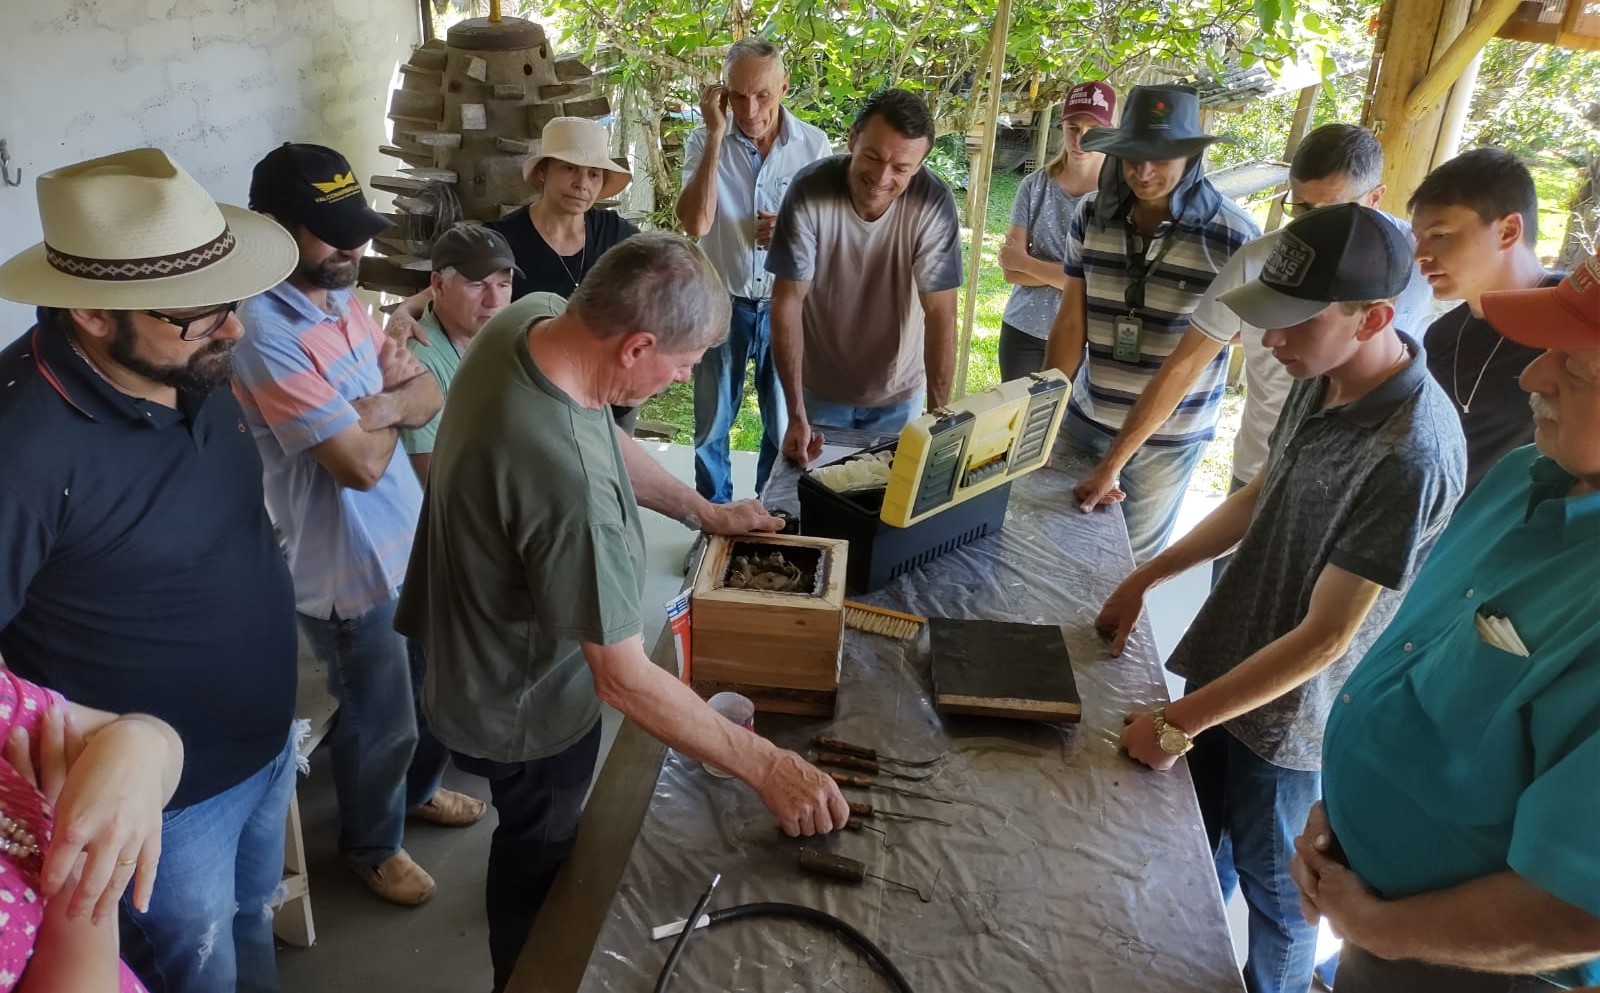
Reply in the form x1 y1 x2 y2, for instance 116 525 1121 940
0 141 21 188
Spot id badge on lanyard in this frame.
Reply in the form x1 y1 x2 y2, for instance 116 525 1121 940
1113 315 1143 363
1119 229 1176 364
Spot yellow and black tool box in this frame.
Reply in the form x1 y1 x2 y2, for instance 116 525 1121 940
797 371 1071 593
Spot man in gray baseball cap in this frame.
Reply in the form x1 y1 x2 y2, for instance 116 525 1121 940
402 223 520 482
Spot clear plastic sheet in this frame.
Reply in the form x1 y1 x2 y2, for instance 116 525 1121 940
575 433 1244 992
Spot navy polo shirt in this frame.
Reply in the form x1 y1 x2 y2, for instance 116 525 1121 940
0 315 297 809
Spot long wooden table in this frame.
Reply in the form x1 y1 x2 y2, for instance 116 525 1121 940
511 435 1243 993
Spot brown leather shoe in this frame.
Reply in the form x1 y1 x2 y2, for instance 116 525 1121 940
347 850 436 906
411 788 487 827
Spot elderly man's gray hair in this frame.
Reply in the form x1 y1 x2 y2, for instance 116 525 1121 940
569 231 731 351
724 37 784 77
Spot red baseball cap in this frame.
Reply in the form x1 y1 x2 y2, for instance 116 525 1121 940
1482 255 1600 351
1063 81 1116 129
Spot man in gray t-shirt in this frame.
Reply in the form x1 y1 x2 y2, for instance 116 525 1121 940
766 88 962 464
1095 205 1466 993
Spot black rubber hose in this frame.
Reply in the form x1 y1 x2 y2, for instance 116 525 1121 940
652 900 916 993
651 875 720 993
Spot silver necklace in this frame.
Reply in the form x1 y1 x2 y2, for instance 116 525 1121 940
0 807 40 859
555 243 586 292
1452 309 1503 415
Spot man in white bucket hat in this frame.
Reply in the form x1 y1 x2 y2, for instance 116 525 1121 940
0 147 302 993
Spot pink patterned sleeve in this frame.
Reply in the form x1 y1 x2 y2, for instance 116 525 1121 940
0 664 66 739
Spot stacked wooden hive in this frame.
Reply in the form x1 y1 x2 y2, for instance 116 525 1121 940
361 15 613 298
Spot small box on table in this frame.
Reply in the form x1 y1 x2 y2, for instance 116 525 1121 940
688 532 849 716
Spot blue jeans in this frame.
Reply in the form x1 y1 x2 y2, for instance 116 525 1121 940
1189 723 1322 993
803 389 925 435
1063 411 1208 565
297 598 445 868
120 732 298 993
693 297 786 503
451 723 603 993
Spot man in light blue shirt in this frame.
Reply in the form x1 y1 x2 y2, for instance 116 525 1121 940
1297 257 1600 992
678 38 832 503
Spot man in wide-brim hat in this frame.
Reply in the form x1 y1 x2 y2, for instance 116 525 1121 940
0 147 305 993
1041 84 1260 565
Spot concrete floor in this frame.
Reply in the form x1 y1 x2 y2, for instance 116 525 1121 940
274 443 1264 991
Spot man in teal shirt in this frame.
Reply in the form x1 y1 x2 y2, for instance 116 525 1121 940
1295 256 1600 992
401 223 517 482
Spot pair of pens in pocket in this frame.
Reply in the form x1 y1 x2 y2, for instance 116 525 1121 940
1474 607 1530 657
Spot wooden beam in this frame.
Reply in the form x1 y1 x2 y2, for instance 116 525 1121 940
954 0 1014 399
1267 84 1319 232
1404 0 1523 122
1368 0 1466 212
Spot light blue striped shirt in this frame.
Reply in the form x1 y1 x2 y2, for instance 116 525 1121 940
233 283 422 619
1063 192 1260 447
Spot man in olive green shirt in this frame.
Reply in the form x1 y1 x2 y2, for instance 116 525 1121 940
395 233 849 992
400 223 517 482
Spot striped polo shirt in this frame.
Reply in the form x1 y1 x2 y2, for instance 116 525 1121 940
1063 192 1259 447
233 283 422 619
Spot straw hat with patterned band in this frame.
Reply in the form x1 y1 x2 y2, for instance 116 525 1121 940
522 117 633 199
0 148 297 310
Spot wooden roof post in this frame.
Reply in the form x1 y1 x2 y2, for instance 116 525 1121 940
953 0 1014 399
1366 0 1473 212
1266 84 1319 232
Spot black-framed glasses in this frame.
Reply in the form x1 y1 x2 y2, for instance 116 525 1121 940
143 301 241 341
1276 185 1380 219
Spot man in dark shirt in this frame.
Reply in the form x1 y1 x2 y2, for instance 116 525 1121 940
1097 205 1466 993
0 149 302 993
1411 148 1559 491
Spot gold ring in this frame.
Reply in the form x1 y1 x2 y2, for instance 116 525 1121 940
117 859 137 867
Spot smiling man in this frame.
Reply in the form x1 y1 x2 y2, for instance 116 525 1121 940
678 38 832 503
1410 148 1559 491
1097 204 1465 993
1295 256 1600 992
766 87 962 463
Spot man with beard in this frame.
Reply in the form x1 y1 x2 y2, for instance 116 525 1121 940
233 143 482 910
0 148 303 992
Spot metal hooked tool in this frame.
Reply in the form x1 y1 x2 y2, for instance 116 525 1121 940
848 800 952 829
814 736 942 768
817 749 935 781
798 848 937 902
826 770 971 807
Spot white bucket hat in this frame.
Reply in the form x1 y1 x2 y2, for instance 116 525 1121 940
0 148 297 310
522 117 633 200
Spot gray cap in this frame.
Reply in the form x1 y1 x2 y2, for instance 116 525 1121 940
430 223 521 280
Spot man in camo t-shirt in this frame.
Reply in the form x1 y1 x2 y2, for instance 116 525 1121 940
1095 205 1466 993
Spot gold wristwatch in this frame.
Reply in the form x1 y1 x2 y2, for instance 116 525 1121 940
1151 708 1194 756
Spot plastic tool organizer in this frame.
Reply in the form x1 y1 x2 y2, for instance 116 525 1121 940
798 371 1071 593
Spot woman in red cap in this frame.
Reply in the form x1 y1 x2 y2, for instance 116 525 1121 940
996 80 1116 381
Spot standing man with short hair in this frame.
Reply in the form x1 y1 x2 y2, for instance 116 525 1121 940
233 143 482 911
401 222 518 483
0 148 301 993
397 233 849 991
1099 205 1466 993
679 38 832 503
1294 258 1600 992
1411 147 1558 492
1043 85 1260 564
767 88 963 464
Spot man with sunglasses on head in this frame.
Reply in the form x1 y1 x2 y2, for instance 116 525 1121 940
233 143 483 912
1067 123 1434 577
0 149 305 993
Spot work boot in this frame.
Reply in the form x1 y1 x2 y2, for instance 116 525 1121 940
348 849 436 906
411 787 487 827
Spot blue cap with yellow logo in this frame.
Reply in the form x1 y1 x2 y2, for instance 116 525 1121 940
249 143 393 251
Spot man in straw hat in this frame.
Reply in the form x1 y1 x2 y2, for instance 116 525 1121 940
678 37 833 504
396 233 849 991
767 87 964 463
1100 204 1465 993
1294 256 1600 993
232 143 482 911
1042 83 1260 564
0 147 302 993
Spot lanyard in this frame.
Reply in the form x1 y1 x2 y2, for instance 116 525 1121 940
1123 222 1179 312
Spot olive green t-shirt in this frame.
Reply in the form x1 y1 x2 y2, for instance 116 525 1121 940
394 292 646 762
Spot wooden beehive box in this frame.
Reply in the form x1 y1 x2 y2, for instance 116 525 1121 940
689 533 849 716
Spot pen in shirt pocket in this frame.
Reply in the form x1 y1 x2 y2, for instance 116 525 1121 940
1473 605 1531 657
